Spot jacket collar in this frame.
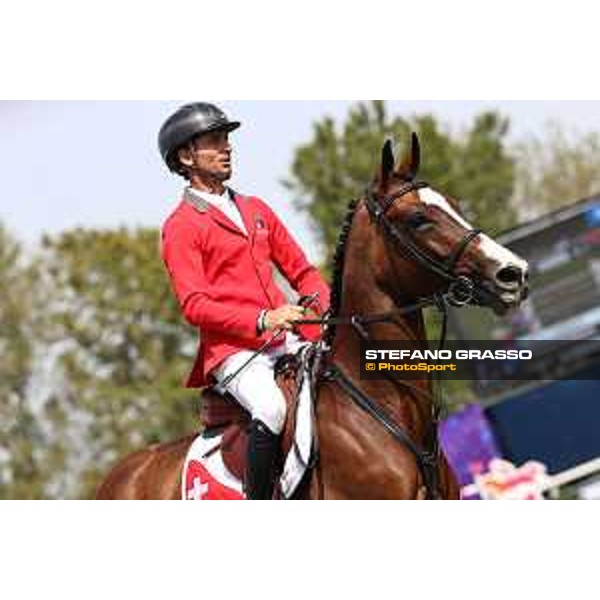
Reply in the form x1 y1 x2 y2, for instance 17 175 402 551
183 187 252 238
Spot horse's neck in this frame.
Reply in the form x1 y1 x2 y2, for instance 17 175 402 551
330 218 428 369
328 209 433 418
331 285 427 365
310 204 438 499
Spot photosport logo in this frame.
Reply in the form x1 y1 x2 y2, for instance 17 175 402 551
359 339 600 382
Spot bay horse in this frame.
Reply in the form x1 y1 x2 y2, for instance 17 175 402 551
96 134 528 500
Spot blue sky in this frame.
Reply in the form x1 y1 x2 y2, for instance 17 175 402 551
3 101 600 262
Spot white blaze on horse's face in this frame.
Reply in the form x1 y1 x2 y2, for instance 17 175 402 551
418 188 529 308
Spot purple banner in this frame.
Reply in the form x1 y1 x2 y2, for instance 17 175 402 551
439 403 502 487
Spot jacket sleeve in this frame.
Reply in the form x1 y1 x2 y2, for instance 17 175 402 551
161 219 261 338
260 200 331 315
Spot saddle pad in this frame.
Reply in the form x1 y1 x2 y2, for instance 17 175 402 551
182 357 315 500
279 366 314 498
182 435 245 500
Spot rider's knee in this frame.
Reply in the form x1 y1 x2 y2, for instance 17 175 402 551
254 395 286 435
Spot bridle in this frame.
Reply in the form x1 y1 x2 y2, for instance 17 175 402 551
314 180 484 499
364 179 483 307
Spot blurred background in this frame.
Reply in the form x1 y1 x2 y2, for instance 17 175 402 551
2 100 600 499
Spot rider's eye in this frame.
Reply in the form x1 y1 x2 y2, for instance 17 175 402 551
407 212 433 232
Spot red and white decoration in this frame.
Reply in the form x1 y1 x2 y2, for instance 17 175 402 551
473 459 550 500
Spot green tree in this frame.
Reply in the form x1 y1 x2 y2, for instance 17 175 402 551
38 227 198 498
513 121 600 218
285 101 517 265
0 224 49 499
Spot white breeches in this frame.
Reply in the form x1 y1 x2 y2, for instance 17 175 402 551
212 333 308 435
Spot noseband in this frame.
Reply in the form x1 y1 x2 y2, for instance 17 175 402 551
365 180 482 307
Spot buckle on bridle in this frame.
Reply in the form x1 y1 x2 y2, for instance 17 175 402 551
446 276 474 307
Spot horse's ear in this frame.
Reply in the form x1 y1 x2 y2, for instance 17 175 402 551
377 139 396 187
396 132 421 181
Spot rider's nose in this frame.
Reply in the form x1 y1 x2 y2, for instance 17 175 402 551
494 264 524 288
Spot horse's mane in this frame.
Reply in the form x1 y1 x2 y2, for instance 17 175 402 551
324 198 360 347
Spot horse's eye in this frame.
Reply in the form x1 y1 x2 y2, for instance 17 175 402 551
407 212 433 231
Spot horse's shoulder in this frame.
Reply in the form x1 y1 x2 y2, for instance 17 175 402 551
148 435 197 457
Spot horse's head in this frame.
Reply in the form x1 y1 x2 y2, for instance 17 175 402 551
367 134 528 315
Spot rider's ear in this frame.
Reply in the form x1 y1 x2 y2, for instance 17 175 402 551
177 145 195 169
377 139 396 188
396 132 421 181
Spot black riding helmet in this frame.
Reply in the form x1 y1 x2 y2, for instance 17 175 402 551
158 102 241 174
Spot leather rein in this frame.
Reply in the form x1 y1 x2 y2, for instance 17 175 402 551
299 181 483 499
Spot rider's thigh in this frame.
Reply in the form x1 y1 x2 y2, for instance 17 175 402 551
215 355 286 435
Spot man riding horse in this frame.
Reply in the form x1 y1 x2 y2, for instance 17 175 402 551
97 119 529 500
159 103 330 500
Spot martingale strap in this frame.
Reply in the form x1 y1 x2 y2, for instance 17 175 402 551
322 363 440 499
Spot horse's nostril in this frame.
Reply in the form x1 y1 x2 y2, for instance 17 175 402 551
496 265 522 285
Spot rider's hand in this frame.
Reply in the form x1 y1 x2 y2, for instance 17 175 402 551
263 305 306 331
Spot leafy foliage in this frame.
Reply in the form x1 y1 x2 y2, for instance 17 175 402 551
514 122 600 218
285 101 518 268
0 225 47 498
38 228 199 497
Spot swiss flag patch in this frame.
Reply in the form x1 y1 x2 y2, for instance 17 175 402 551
184 460 245 500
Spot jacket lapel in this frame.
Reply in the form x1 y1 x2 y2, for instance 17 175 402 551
183 188 247 237
229 190 256 240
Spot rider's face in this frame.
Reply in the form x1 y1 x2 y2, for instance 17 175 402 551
181 129 233 182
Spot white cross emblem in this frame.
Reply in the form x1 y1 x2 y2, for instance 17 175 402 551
187 476 210 500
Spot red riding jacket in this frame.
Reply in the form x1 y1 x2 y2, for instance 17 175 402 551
161 188 330 388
